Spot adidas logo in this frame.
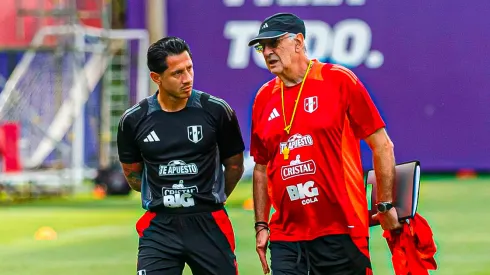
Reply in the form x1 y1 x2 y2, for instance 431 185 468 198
144 131 160 142
268 108 280 121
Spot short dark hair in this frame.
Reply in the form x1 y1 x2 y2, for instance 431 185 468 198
147 36 192 74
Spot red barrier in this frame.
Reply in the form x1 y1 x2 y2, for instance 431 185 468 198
0 125 4 163
0 0 103 48
0 122 21 173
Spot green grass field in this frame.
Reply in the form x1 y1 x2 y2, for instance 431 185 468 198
1 177 489 275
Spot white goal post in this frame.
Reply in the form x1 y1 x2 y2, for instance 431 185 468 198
0 24 149 188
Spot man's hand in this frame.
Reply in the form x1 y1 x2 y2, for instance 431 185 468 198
253 164 271 274
372 207 402 231
255 226 270 274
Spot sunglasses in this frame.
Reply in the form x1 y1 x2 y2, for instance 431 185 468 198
254 34 296 53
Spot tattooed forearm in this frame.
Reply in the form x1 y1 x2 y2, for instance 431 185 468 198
121 162 143 192
223 153 244 197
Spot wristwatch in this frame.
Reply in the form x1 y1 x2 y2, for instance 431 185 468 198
376 202 394 213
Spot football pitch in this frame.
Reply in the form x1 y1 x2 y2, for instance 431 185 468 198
1 177 489 275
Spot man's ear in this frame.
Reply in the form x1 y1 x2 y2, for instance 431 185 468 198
295 33 305 52
150 72 161 85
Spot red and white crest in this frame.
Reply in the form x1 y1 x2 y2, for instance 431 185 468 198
304 96 318 113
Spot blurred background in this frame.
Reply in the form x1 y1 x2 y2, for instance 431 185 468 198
0 0 489 274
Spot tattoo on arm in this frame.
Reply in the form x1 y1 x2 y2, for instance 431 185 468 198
223 153 244 197
121 162 143 192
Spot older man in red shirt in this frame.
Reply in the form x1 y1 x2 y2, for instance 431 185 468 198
248 13 402 275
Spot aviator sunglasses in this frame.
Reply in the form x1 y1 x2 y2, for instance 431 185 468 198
254 33 296 53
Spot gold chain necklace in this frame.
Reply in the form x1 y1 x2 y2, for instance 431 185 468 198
280 60 313 160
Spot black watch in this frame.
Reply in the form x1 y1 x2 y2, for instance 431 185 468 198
376 202 394 213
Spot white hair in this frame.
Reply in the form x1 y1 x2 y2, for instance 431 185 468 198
287 33 307 53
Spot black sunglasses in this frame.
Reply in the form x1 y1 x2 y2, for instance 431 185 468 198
254 34 296 53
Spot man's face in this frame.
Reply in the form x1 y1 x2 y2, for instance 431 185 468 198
152 51 194 99
256 34 296 75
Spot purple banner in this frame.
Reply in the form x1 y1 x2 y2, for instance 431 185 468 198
131 0 490 171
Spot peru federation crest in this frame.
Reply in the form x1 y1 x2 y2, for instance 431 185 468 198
304 96 318 113
187 125 203 143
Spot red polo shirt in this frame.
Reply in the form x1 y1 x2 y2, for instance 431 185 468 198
250 60 385 241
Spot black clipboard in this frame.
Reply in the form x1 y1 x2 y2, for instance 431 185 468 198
366 161 421 227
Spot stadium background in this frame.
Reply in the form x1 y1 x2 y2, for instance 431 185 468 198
0 0 489 274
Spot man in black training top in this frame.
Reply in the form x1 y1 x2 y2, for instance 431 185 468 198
117 36 245 275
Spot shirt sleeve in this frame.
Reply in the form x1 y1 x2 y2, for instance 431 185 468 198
117 113 143 164
250 99 270 165
345 72 386 139
216 101 245 161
